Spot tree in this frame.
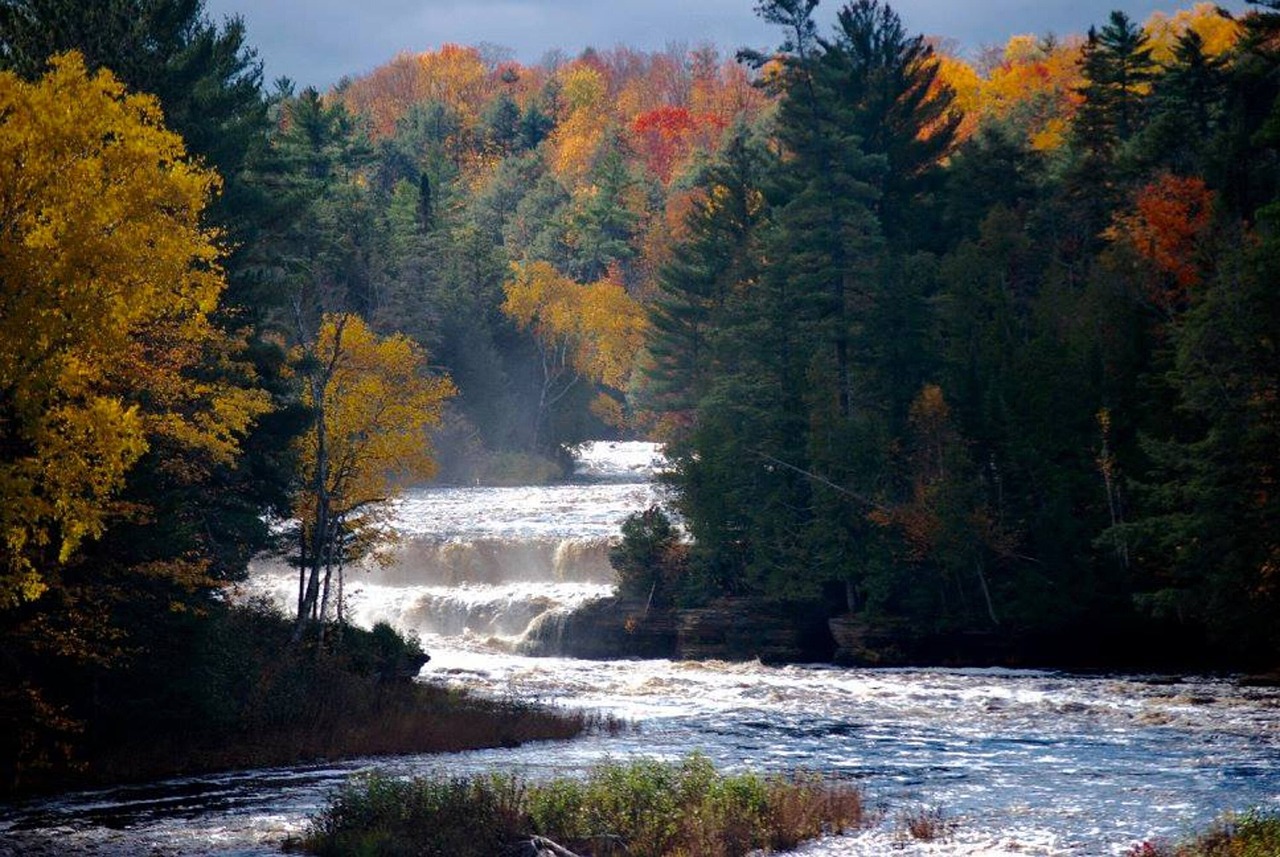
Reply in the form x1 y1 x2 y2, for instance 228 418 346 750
644 123 772 430
977 34 1086 152
1105 172 1216 318
564 139 643 283
1077 11 1158 146
292 314 454 635
0 53 270 607
814 0 962 246
0 0 274 300
1067 10 1158 233
1114 221 1280 660
1130 30 1230 177
502 261 647 450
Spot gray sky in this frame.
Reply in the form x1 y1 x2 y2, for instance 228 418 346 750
202 0 1251 90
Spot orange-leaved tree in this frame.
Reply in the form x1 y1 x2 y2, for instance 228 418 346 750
0 52 270 608
292 313 454 634
1105 172 1216 317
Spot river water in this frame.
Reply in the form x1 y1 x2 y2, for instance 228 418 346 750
2 442 1279 856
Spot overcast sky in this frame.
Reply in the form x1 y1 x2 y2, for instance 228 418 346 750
202 0 1251 90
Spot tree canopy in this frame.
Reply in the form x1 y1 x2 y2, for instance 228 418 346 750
0 52 269 607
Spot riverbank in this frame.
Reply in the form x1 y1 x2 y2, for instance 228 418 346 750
0 602 592 800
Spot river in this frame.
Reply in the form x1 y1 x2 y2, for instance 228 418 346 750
2 441 1278 856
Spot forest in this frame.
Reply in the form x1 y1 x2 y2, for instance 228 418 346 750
0 0 1278 791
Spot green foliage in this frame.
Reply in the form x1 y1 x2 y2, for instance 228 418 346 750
302 754 866 857
637 0 1280 665
644 122 773 427
817 0 961 246
611 506 688 606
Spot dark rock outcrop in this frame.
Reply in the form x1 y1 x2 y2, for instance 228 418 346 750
519 596 677 660
522 596 833 663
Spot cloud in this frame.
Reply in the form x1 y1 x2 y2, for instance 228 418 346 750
203 0 1249 90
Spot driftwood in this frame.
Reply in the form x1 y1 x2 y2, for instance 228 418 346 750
507 835 587 857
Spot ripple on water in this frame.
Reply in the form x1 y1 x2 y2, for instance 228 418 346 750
6 443 1280 856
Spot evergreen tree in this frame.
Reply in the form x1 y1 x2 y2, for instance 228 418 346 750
1130 32 1229 177
815 0 961 247
1066 11 1158 239
482 92 522 154
1117 223 1280 661
645 123 772 426
565 138 642 283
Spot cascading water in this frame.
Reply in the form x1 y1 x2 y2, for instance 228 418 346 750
3 441 1279 856
247 441 659 649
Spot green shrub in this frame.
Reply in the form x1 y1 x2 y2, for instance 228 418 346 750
301 753 867 857
610 506 687 606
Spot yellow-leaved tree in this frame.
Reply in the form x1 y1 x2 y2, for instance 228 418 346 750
292 313 454 634
0 53 270 608
502 261 647 447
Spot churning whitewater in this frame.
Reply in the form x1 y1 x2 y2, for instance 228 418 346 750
2 441 1278 856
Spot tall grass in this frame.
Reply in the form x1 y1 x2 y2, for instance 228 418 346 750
300 754 866 857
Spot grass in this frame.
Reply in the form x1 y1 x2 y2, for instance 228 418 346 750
297 753 867 857
1130 811 1280 857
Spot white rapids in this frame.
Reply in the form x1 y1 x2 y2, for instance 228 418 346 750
2 441 1279 857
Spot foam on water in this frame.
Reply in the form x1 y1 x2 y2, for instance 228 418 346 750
5 441 1280 856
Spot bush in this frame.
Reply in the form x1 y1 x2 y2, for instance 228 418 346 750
610 506 687 606
301 753 867 857
3 603 588 795
1131 811 1280 856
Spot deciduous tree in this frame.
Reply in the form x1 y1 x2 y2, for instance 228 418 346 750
292 314 454 634
0 53 270 607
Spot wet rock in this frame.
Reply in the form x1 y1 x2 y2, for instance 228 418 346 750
519 596 677 659
829 615 913 666
521 596 831 663
676 598 821 664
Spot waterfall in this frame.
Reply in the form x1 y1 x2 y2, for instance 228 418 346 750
246 441 663 647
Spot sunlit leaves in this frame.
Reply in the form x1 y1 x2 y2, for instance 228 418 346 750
0 53 269 606
1145 3 1242 65
502 261 647 393
295 313 455 524
978 35 1086 150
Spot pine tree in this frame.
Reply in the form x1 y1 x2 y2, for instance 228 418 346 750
644 123 772 428
815 0 961 247
1131 31 1229 177
1118 224 1280 661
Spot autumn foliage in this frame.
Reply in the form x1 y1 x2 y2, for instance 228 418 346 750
1107 173 1216 314
292 313 454 626
502 261 647 393
632 106 727 183
0 53 269 607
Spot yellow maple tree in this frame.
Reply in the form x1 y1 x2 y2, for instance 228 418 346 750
0 53 270 607
978 34 1085 151
549 62 610 185
1145 3 1242 65
292 313 454 626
